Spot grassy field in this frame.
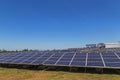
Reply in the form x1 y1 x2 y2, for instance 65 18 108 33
0 67 119 80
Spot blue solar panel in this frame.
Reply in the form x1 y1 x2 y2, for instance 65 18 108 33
56 61 70 65
22 60 33 64
72 59 86 62
74 56 86 59
88 56 101 59
102 56 118 59
2 57 18 63
101 52 116 56
53 53 74 66
70 61 85 66
87 59 102 62
42 53 53 57
30 53 52 65
52 53 64 57
116 53 120 57
62 56 73 58
47 58 59 61
44 61 56 65
87 62 104 66
37 57 48 60
18 53 44 64
21 59 37 64
88 52 100 55
59 58 72 62
0 51 120 69
104 59 120 63
31 60 44 65
43 53 64 65
13 59 25 63
105 62 120 67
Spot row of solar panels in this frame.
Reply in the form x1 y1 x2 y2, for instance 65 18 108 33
105 48 120 53
0 52 120 69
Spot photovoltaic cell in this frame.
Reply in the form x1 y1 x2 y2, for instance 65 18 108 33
0 51 120 69
87 62 104 66
56 61 70 66
105 62 120 67
44 61 56 65
70 61 85 66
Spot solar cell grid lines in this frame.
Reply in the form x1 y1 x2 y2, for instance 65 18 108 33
0 51 120 69
116 53 120 57
0 53 22 63
55 53 75 66
30 52 50 65
19 53 43 64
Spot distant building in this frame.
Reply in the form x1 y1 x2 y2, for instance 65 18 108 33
86 44 97 48
104 42 120 48
86 42 120 49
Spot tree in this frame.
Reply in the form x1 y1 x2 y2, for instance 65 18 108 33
22 49 29 52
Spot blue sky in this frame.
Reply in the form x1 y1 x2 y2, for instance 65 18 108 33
0 0 120 50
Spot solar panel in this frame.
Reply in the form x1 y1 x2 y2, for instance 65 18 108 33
116 53 120 57
0 51 120 69
87 59 102 62
101 52 120 68
20 54 41 64
70 61 85 66
104 59 120 62
72 59 86 62
30 53 52 65
47 58 60 61
37 53 64 65
44 61 56 65
56 61 70 66
54 53 75 66
87 62 104 66
105 62 120 67
69 53 86 67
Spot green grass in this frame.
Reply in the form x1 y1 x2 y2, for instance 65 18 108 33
0 67 119 80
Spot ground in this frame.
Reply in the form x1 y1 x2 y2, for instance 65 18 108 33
0 67 119 80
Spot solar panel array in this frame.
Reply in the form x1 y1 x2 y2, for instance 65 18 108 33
0 52 120 69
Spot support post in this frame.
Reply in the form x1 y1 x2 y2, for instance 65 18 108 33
85 67 87 73
70 67 72 72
